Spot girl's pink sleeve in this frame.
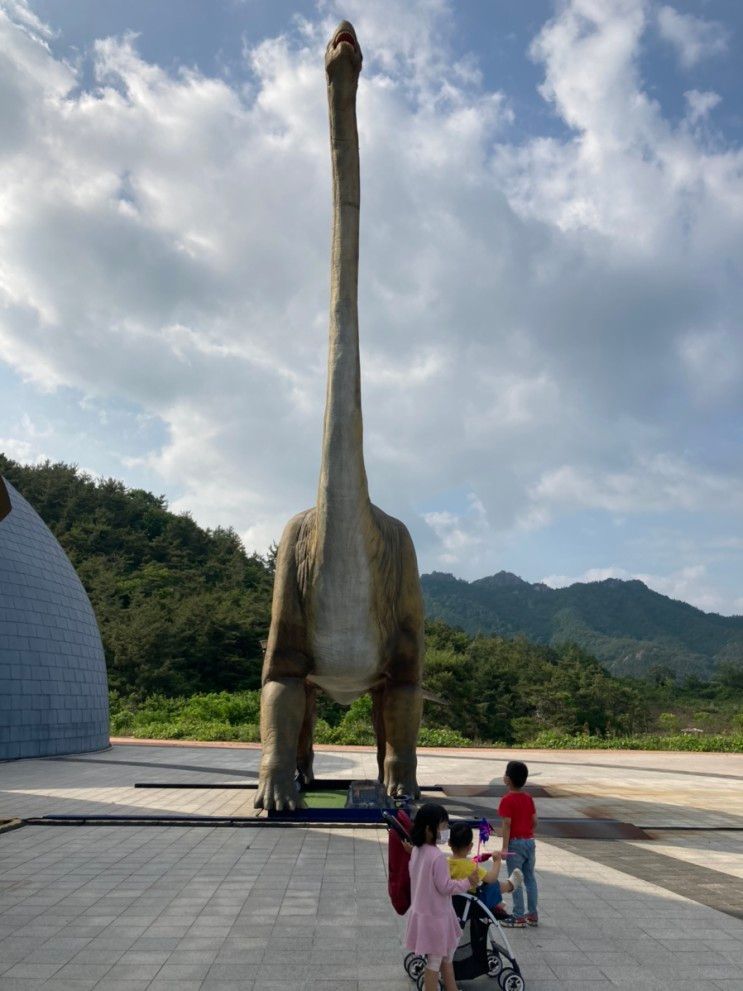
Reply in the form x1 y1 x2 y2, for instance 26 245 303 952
432 852 471 897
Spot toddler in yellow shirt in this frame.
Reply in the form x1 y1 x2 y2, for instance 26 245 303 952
448 821 523 920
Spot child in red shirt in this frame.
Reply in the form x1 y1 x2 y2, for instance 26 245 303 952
498 760 538 928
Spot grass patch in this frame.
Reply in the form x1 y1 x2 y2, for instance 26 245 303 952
109 691 743 752
302 790 349 808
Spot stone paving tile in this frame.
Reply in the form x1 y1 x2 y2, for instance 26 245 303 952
201 983 252 991
0 981 46 991
47 963 113 981
205 960 258 980
147 983 203 991
214 947 263 963
30 981 96 991
39 982 99 991
88 983 150 991
102 962 164 982
4 748 743 990
608 984 724 990
550 835 743 920
1 967 59 982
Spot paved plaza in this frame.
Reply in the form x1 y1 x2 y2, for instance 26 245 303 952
2 744 743 990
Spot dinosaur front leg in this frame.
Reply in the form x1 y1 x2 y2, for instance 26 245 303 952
380 682 422 799
255 678 306 811
255 511 314 811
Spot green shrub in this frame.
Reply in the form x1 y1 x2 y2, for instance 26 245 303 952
657 712 681 733
525 730 743 752
109 690 262 742
108 685 743 753
417 727 472 747
178 691 261 725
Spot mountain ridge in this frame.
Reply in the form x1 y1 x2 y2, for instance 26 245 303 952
420 570 743 679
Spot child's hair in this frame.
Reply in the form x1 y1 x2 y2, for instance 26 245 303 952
505 760 529 789
410 803 449 847
449 821 473 851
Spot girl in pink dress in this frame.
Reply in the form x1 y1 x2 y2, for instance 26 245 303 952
405 804 480 991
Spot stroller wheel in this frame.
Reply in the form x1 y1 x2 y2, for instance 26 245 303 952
403 952 415 974
408 955 426 980
499 967 525 991
487 951 504 978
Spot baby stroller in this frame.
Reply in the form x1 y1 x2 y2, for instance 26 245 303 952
384 811 525 991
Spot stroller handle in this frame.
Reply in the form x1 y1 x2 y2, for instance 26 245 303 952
382 810 411 842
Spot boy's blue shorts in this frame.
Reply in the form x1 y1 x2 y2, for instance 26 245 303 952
479 881 503 909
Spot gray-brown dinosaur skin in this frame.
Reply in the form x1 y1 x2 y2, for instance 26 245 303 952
255 22 424 812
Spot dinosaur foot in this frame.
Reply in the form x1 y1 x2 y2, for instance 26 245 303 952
254 769 307 811
383 756 420 800
296 767 315 790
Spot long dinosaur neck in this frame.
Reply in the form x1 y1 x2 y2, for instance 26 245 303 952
316 69 370 528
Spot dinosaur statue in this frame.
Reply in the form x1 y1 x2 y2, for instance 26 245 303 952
255 21 424 811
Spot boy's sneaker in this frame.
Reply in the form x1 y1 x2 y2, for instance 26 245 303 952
525 912 539 927
501 915 527 929
491 904 513 922
508 868 524 891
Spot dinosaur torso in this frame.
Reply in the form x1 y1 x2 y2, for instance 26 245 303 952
309 549 380 703
293 504 382 704
293 501 414 704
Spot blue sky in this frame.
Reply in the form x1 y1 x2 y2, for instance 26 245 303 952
0 0 741 614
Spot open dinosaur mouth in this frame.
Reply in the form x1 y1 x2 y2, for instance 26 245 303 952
334 31 357 51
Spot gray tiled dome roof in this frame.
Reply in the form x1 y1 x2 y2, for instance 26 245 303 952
0 478 109 759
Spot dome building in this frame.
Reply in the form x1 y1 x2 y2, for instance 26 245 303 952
0 477 109 759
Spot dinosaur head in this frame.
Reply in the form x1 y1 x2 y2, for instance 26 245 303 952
325 20 362 85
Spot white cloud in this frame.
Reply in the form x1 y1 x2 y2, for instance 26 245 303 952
528 454 736 517
0 0 741 613
684 88 721 124
679 325 742 403
0 412 50 464
423 493 490 566
0 436 45 464
657 5 728 68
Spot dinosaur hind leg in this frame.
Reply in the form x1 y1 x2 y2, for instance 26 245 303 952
296 681 317 788
371 685 386 784
374 680 422 800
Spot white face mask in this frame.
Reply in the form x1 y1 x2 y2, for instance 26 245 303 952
437 827 450 845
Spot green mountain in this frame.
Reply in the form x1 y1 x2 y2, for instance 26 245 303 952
421 571 743 679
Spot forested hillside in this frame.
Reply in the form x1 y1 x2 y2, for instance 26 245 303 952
0 455 273 696
421 571 743 680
